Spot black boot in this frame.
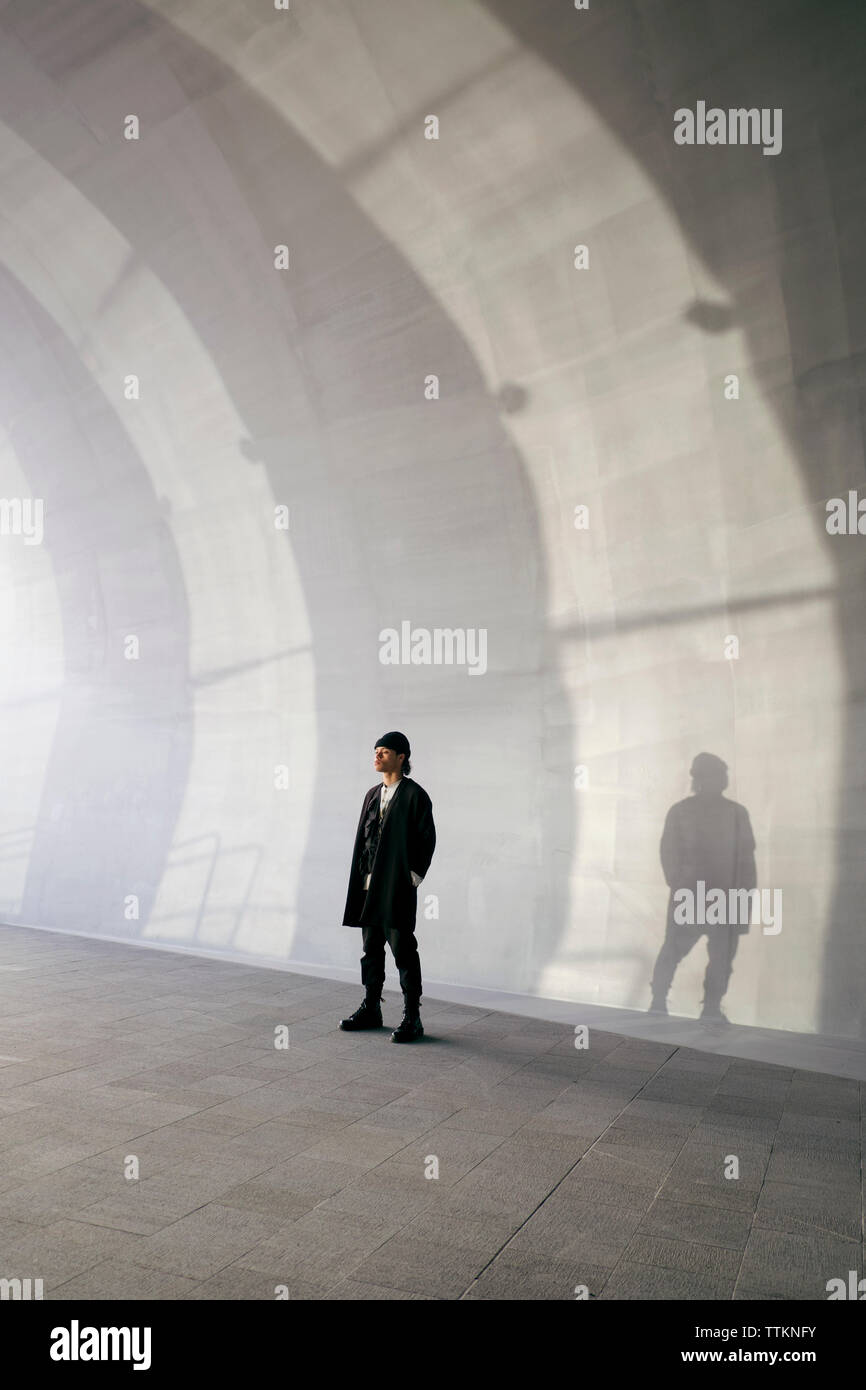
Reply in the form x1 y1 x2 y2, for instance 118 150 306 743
390 998 423 1043
340 993 383 1031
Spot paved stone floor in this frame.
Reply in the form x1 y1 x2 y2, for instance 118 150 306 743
0 927 862 1300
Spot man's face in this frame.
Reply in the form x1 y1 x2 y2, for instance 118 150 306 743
374 746 404 775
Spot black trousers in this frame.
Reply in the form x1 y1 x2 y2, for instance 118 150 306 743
360 906 422 1005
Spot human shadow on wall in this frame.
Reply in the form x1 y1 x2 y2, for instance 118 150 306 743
650 753 757 1026
481 0 866 1037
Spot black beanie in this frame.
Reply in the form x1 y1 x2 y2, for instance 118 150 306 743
375 731 410 758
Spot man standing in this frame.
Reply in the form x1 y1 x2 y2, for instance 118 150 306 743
340 732 436 1042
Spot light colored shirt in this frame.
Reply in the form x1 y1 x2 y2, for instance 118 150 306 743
362 779 424 890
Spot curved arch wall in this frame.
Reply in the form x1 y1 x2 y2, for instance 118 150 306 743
0 0 863 1039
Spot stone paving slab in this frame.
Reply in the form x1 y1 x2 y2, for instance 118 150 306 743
0 927 861 1300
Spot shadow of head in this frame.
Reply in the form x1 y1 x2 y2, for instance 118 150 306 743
690 751 729 797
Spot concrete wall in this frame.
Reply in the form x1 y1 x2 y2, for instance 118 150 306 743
0 0 863 1037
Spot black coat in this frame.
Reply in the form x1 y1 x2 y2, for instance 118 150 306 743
343 777 436 932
